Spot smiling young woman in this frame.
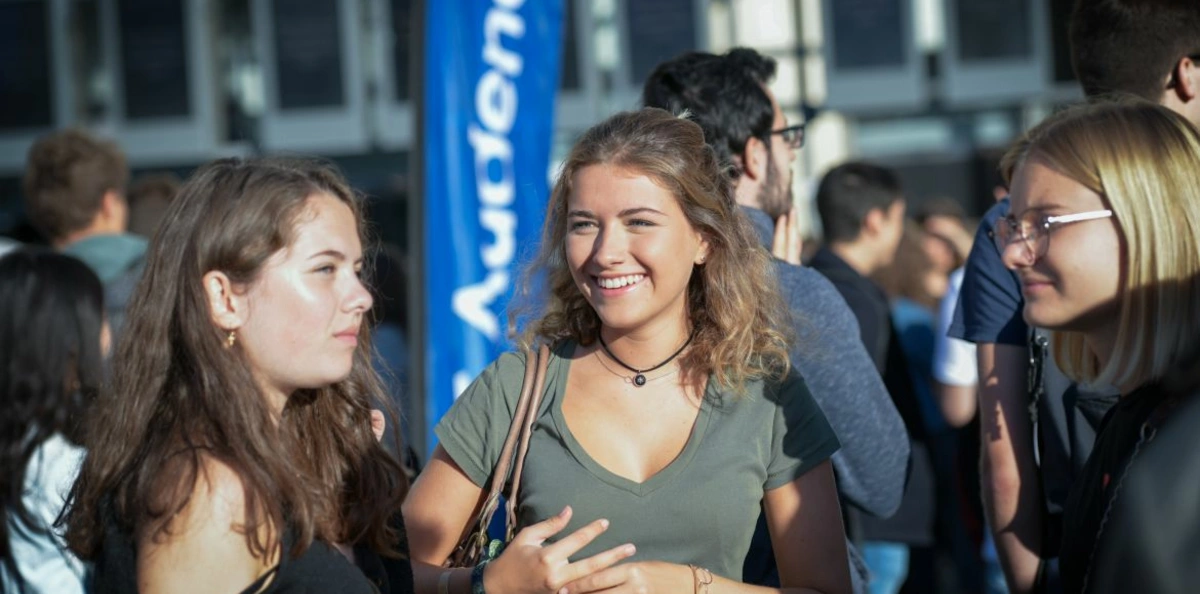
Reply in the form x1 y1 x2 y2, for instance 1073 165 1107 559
996 99 1200 594
403 108 851 594
63 158 411 594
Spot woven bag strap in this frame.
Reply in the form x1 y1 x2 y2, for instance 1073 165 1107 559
506 343 551 540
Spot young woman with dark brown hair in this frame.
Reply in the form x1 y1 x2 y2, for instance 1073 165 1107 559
63 158 411 593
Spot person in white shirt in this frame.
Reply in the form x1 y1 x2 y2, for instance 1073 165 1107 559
1 249 109 594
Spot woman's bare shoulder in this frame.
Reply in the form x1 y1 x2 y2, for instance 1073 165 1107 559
136 454 278 594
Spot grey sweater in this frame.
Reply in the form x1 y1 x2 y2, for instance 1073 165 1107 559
744 207 909 517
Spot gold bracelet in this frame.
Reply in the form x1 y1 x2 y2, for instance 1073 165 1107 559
687 564 713 594
437 569 453 594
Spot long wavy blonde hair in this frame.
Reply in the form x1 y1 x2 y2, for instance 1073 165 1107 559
514 108 792 393
1001 99 1200 390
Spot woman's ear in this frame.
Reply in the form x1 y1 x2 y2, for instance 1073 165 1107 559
695 237 711 266
203 271 247 331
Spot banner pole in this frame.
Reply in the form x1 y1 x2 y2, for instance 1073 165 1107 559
408 0 428 461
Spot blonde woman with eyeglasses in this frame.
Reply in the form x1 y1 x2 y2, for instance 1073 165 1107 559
995 99 1200 594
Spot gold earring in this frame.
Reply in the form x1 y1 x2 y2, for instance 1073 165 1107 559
226 331 236 349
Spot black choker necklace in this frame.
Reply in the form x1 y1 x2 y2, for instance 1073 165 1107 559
597 331 695 387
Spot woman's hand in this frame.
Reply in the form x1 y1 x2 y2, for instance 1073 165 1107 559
558 560 691 594
484 506 637 594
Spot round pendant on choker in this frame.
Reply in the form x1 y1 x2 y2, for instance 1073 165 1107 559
598 330 695 388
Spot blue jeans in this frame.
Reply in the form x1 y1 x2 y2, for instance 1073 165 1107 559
982 532 1008 594
862 541 910 594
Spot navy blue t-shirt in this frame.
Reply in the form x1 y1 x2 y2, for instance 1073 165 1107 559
948 198 1027 346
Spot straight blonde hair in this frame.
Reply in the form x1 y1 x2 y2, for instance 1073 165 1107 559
1002 99 1200 390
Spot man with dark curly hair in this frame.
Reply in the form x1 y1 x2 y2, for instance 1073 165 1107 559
644 49 911 594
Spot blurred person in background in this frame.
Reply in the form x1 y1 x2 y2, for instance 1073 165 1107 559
62 157 412 594
913 198 973 290
879 221 994 594
1071 0 1200 123
1 250 108 594
643 48 909 594
875 223 949 441
125 172 181 239
954 2 1200 592
995 99 1200 594
22 129 145 340
810 162 935 594
928 205 1002 594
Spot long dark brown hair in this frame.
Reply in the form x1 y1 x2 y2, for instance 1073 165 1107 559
63 157 408 561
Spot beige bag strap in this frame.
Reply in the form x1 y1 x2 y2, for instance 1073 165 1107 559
505 343 551 540
449 344 549 566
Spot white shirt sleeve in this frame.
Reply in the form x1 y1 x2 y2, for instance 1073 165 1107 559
2 434 88 594
933 268 979 386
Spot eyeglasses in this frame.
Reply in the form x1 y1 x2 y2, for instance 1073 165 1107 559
771 124 806 149
992 208 1114 260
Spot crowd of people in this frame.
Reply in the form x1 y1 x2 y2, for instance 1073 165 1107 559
2 1 1199 593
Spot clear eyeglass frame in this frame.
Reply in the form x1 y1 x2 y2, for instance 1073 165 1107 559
991 208 1114 259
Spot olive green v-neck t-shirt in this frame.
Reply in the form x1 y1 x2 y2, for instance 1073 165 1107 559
435 342 840 580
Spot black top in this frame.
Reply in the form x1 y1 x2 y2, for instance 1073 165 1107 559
808 247 935 545
1089 351 1200 594
1058 385 1159 594
92 500 414 594
1028 330 1119 552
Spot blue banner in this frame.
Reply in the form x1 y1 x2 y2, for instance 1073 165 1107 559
424 0 563 453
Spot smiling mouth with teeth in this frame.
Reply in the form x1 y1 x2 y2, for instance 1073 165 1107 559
596 274 645 289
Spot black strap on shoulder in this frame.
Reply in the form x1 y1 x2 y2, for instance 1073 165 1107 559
1027 330 1048 433
1027 328 1056 593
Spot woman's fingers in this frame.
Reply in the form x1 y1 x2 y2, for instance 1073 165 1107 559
514 506 574 545
542 517 614 560
558 545 636 592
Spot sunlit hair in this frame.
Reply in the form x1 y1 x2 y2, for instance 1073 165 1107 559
64 157 408 562
1001 99 1200 389
515 108 792 392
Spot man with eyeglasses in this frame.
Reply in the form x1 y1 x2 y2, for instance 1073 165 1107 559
952 3 1200 593
807 162 935 594
643 48 910 594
